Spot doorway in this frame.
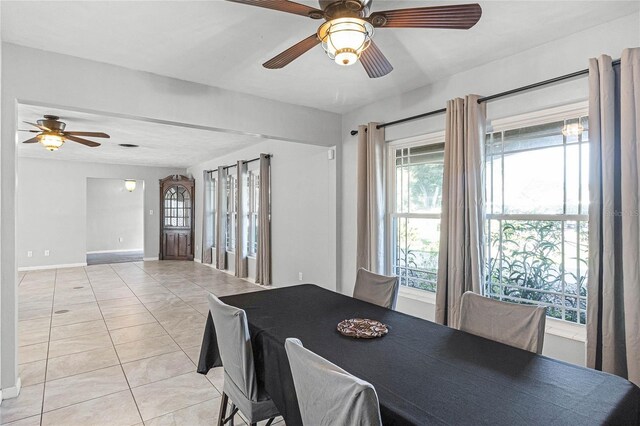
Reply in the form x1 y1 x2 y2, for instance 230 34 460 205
86 177 145 265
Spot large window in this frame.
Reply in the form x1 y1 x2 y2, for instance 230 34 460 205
226 172 237 252
248 170 260 257
485 112 589 324
389 137 445 292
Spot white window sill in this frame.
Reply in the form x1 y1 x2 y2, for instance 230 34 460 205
398 287 586 343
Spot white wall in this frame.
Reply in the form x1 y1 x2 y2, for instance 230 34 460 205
1 43 341 393
17 158 184 268
86 178 144 253
338 14 640 366
188 139 337 291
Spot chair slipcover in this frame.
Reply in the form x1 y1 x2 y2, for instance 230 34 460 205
284 338 382 426
459 291 546 354
207 294 279 422
353 268 399 310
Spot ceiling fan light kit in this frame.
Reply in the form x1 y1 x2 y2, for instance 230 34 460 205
39 134 65 151
228 0 481 78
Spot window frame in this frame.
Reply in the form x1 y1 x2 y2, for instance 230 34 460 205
226 168 237 253
247 169 260 258
386 131 446 294
485 101 589 324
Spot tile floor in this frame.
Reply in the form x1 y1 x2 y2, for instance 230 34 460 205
2 260 283 426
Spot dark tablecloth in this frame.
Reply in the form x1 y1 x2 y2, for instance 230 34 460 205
198 284 640 426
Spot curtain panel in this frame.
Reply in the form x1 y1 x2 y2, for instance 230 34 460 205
201 170 215 264
256 154 272 286
587 48 640 386
435 95 486 328
356 122 386 274
215 167 227 270
235 160 249 278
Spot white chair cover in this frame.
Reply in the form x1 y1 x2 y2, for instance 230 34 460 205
353 268 399 309
208 294 278 422
285 338 382 426
459 291 546 354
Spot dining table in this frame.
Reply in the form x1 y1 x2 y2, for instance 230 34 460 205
198 284 640 425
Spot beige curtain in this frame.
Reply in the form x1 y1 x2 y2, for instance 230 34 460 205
356 122 386 274
255 154 272 285
435 95 486 328
201 170 215 264
215 167 227 270
587 48 640 386
235 160 248 278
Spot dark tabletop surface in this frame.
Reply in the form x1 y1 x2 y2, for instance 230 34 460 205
199 284 640 426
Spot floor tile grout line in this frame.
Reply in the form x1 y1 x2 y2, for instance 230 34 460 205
103 263 225 423
80 265 146 425
38 268 58 426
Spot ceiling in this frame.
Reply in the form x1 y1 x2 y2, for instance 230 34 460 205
2 1 637 113
17 104 265 168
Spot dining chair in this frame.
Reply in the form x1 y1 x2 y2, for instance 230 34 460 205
458 291 547 354
353 267 400 310
207 294 279 426
284 338 383 426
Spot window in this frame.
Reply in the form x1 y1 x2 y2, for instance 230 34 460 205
389 137 445 292
485 113 589 324
164 185 191 228
226 172 237 252
210 177 217 248
248 170 260 256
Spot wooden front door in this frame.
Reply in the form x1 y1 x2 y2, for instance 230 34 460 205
160 175 195 260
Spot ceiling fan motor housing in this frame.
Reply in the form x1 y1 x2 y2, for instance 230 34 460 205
319 0 371 19
39 115 66 132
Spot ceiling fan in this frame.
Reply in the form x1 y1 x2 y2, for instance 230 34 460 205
228 0 482 78
20 115 110 151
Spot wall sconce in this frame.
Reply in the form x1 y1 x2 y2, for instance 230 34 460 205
124 179 136 192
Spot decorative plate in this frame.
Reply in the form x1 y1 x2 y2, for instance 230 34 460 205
337 318 388 339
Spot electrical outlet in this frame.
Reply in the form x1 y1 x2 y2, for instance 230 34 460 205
44 250 50 257
118 237 123 243
298 272 303 281
27 251 33 258
149 209 154 215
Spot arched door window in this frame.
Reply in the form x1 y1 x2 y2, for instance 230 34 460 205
164 185 192 228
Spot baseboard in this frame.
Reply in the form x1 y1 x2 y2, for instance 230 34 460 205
194 258 202 263
86 249 144 254
18 263 87 272
1 377 22 401
143 257 159 261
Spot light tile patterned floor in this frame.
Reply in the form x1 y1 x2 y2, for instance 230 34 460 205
2 261 283 426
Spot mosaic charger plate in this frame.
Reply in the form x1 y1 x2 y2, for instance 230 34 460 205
337 318 389 339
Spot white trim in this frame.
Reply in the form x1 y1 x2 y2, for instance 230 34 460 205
387 131 445 148
142 257 159 261
487 100 588 133
18 263 86 271
194 258 202 263
399 286 437 304
86 248 143 254
1 378 22 400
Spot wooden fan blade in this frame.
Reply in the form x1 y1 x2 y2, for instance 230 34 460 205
368 4 482 29
23 121 51 132
263 34 320 69
64 131 110 138
19 130 41 133
65 135 101 147
226 0 323 18
360 41 393 78
22 137 40 144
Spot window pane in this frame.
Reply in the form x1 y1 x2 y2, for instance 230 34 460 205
392 217 440 292
503 145 565 214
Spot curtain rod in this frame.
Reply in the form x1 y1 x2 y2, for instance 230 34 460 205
349 58 621 136
205 154 272 174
